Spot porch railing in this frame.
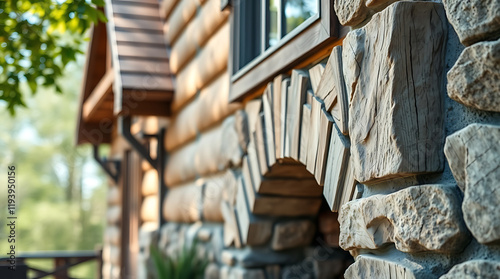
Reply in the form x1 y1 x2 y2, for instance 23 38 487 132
0 250 102 279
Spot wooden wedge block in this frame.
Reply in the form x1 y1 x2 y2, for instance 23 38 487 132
255 112 269 176
309 63 326 94
323 124 351 211
279 78 291 159
262 85 277 168
245 99 263 135
314 107 334 186
252 195 322 217
306 96 323 174
273 75 289 160
264 160 313 179
329 47 349 135
287 70 309 160
235 177 273 246
299 103 311 165
339 158 357 207
221 200 242 248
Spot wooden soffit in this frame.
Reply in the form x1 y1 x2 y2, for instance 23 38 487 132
76 1 174 145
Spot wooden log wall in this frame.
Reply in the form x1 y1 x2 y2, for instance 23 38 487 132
162 0 241 224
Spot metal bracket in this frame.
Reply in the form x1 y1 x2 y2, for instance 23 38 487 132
93 144 121 183
119 115 167 227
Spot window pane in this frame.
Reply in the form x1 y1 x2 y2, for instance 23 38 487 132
237 0 261 70
284 0 318 34
268 0 279 48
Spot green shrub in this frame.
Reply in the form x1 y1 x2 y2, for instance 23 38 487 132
150 239 208 279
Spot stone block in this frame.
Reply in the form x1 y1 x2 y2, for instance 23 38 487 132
444 124 500 244
344 1 447 183
447 39 500 112
443 0 500 46
339 185 470 253
205 263 220 279
439 260 500 279
271 220 316 251
334 0 370 26
345 254 440 279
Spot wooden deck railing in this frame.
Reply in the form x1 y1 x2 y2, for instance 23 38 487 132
0 250 102 279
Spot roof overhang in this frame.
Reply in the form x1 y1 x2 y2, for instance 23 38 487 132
76 1 174 145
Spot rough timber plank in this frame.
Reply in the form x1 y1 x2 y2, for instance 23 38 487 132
252 195 322 217
299 104 311 165
235 177 273 246
308 63 326 94
323 124 351 211
287 70 309 160
280 79 291 158
221 200 242 248
314 107 334 186
324 46 349 135
262 85 277 168
273 75 289 159
306 96 323 174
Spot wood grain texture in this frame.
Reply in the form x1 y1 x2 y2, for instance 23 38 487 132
317 46 349 134
299 104 311 165
309 63 325 94
165 73 240 151
172 23 229 111
262 84 277 169
306 96 323 174
165 116 243 186
344 2 447 183
279 78 291 158
273 75 288 159
314 107 334 186
323 124 350 211
221 200 242 248
235 177 273 246
166 0 200 45
159 0 180 19
287 70 309 160
163 181 202 222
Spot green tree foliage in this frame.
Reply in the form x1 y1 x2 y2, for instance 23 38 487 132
0 59 107 278
0 0 106 115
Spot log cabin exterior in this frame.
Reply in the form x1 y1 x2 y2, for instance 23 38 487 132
76 0 500 278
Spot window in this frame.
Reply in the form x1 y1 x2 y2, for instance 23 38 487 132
232 0 320 72
229 0 341 102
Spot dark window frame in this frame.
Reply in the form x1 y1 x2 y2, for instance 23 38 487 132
228 0 339 102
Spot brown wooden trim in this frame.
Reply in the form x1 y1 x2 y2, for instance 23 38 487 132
228 0 348 102
83 69 115 121
230 21 330 102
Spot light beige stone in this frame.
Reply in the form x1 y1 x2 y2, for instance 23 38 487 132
440 260 500 279
447 39 500 112
271 220 315 251
442 0 500 46
334 0 370 26
204 263 219 279
339 185 470 253
444 124 500 244
231 267 266 279
344 1 447 183
345 255 439 279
